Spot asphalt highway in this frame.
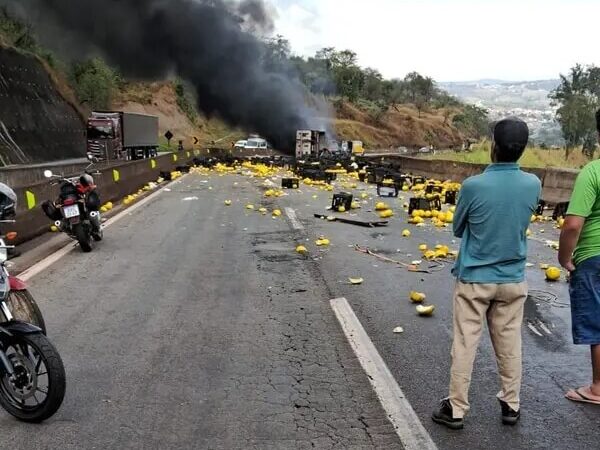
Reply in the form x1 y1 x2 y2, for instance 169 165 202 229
2 168 599 449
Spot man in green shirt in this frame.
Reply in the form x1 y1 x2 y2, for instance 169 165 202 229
559 108 600 405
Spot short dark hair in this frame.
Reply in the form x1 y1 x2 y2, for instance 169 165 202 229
493 117 529 162
596 109 600 133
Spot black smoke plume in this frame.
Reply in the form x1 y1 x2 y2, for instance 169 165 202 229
1 0 323 151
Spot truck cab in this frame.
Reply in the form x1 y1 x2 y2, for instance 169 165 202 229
341 140 365 155
87 113 123 161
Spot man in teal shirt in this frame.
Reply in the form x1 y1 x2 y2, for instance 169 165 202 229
433 118 541 430
560 109 600 406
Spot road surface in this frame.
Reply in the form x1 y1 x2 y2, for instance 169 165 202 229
2 169 599 449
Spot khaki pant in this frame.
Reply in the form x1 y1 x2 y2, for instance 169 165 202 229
449 281 527 419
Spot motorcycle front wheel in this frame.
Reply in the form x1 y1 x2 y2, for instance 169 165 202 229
5 290 47 335
0 332 66 422
73 223 92 253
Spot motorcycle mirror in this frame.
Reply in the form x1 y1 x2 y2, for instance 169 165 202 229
43 170 53 178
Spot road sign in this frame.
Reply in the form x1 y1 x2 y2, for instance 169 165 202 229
193 136 199 145
164 130 173 147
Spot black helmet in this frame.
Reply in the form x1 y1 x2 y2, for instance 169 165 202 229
80 174 94 187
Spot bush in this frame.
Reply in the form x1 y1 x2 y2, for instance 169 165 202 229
70 58 120 110
174 80 199 125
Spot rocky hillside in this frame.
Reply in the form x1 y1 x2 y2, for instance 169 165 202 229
113 81 243 149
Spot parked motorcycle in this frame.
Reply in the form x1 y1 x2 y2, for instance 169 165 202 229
42 158 103 253
0 185 46 333
0 201 65 421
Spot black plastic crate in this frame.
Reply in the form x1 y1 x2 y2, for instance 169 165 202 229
444 190 458 205
408 197 442 214
553 202 569 220
412 176 426 185
425 184 443 194
282 178 300 189
332 192 353 211
536 200 546 216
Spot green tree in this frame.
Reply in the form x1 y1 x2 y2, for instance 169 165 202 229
550 64 600 159
70 58 121 110
404 72 435 117
452 104 489 138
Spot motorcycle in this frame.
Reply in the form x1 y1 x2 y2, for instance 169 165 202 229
0 220 65 422
42 158 103 253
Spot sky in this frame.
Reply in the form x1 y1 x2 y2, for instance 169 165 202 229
270 0 600 82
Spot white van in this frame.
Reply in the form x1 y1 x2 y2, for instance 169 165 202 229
244 138 269 151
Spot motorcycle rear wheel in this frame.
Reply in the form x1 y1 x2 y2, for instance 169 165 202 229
0 332 66 422
5 290 47 335
73 223 92 252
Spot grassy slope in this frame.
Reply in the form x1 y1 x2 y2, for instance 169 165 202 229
334 101 465 149
425 142 590 169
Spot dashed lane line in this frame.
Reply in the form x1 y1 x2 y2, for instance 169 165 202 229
18 175 189 282
285 207 304 230
330 297 438 450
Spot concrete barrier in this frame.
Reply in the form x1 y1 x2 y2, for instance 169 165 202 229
10 150 198 244
364 155 575 204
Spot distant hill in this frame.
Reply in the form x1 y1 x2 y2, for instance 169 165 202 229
440 79 564 146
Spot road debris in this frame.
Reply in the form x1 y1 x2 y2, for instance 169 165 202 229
349 277 364 285
314 214 389 228
393 327 405 334
354 245 445 273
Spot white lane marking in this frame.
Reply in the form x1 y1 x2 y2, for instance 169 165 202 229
18 175 189 281
284 207 303 230
330 298 437 450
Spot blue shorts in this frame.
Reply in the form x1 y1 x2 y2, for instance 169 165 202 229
570 255 600 345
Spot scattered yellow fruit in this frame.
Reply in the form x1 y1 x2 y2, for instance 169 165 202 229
338 206 346 213
410 291 426 303
100 206 108 213
361 192 369 199
526 228 532 237
545 266 561 281
349 277 364 285
224 200 232 206
379 209 394 219
419 244 428 252
246 204 255 210
558 217 565 228
402 229 411 237
375 202 388 211
105 202 113 210
351 201 360 209
258 207 268 214
316 238 331 246
272 209 282 217
296 245 308 254
424 250 437 260
416 304 435 316
50 225 58 232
